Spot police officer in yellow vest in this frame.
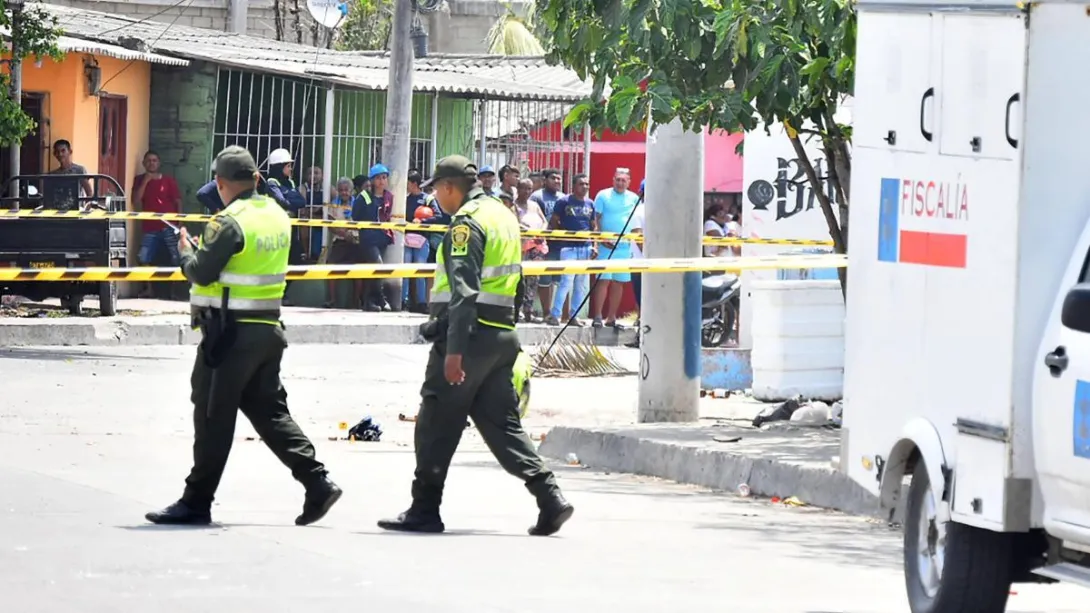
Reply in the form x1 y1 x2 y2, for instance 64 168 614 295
377 155 574 536
145 146 342 527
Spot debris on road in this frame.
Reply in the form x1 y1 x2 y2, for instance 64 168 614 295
530 339 632 378
752 397 802 427
347 416 382 442
751 396 844 429
737 483 751 497
700 388 733 399
790 401 830 425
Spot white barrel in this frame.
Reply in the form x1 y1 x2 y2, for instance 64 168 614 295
750 280 845 401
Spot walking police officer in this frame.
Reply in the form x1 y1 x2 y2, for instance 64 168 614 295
146 146 342 526
378 155 574 536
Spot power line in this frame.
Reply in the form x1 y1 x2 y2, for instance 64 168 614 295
92 0 195 38
97 0 196 93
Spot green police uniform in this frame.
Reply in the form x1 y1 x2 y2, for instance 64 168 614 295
378 155 573 536
146 146 341 527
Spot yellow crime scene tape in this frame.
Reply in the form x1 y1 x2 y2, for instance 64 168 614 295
0 254 847 283
0 208 834 247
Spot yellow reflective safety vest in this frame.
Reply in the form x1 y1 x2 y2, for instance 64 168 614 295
431 195 521 330
513 350 532 418
189 194 291 312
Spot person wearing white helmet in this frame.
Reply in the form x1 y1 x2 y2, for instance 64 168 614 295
263 148 308 302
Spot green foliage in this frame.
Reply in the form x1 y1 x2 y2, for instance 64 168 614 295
336 0 394 51
538 0 854 136
538 0 856 270
0 2 64 147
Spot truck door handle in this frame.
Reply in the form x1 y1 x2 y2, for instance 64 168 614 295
1045 347 1069 377
1005 93 1020 148
919 87 934 142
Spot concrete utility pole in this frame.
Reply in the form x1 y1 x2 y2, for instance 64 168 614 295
227 0 248 34
638 119 704 423
8 0 24 205
381 0 414 311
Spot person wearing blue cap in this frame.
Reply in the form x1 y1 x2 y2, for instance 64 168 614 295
478 164 498 195
349 163 394 311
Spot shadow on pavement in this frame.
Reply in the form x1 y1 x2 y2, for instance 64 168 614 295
0 347 174 361
352 528 521 538
532 461 904 572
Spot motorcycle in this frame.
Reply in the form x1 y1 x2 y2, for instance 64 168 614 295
701 272 741 347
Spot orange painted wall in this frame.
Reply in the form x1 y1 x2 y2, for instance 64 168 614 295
22 54 151 192
14 53 153 293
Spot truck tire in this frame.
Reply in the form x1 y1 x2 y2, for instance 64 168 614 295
98 282 117 316
904 461 1014 613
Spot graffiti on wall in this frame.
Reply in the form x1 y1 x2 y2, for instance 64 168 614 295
746 156 837 223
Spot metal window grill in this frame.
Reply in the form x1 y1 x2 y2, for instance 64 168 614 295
211 67 588 190
331 88 434 180
211 68 327 176
471 98 589 193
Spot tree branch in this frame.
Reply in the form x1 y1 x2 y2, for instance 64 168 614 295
787 131 844 254
822 105 851 205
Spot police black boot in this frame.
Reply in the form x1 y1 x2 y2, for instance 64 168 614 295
145 500 212 526
528 492 574 536
296 476 343 526
376 507 445 533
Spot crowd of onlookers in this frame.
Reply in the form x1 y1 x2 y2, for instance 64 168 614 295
21 137 742 321
122 145 742 318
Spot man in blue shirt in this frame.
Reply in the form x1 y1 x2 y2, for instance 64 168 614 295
547 173 596 326
591 167 640 328
196 179 225 214
351 163 394 311
530 168 566 321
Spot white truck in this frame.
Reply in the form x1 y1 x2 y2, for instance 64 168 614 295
843 0 1090 611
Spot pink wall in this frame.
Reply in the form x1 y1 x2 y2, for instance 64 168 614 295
535 121 745 195
704 129 744 193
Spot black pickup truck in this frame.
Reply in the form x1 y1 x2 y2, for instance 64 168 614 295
0 174 128 316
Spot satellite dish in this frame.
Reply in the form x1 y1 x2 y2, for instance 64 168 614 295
307 0 349 29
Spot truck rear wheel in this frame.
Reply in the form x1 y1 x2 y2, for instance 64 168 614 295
904 461 1014 613
98 282 117 316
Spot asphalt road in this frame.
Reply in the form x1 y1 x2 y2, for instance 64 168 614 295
0 345 1085 612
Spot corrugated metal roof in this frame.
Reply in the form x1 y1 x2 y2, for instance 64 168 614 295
35 3 592 102
55 35 189 66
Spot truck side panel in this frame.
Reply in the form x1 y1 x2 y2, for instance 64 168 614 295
844 9 1027 531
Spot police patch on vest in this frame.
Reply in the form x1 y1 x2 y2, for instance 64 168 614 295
450 224 470 256
203 219 223 243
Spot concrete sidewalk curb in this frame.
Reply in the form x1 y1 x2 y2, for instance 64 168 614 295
0 321 638 347
539 426 883 518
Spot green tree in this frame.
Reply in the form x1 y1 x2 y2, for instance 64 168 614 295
537 0 855 289
337 0 394 51
0 1 63 146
